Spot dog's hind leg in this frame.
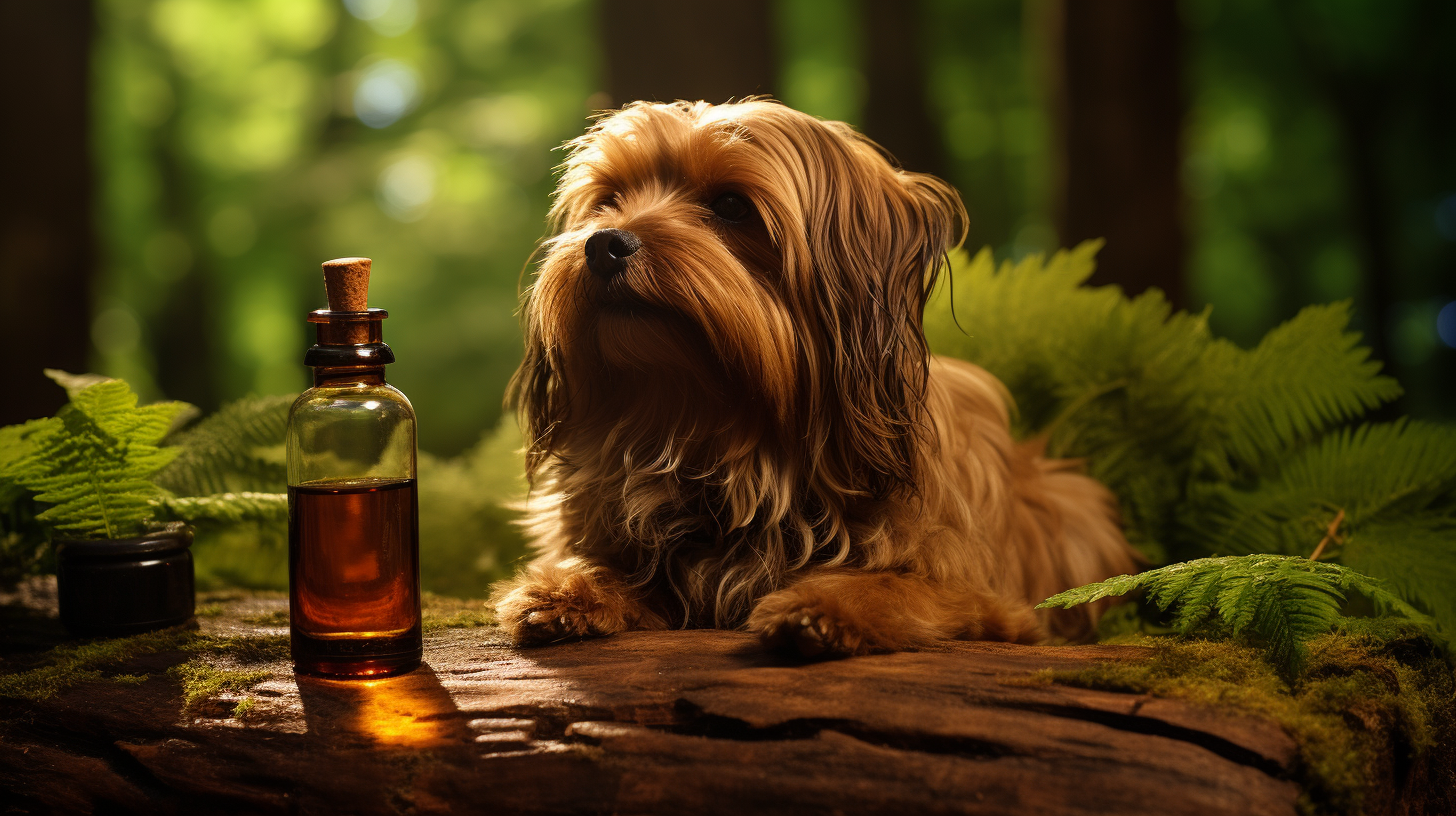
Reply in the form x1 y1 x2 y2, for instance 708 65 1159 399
490 556 668 646
746 569 1042 658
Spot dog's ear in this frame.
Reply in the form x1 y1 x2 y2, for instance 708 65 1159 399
508 302 558 482
796 122 967 500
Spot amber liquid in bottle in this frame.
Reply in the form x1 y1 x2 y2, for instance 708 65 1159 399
288 478 421 676
287 294 422 679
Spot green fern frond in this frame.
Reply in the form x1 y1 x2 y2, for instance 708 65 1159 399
1341 517 1456 637
0 379 190 539
1193 304 1402 481
925 243 1216 559
41 369 114 397
156 395 293 496
155 493 288 524
1039 555 1435 676
0 418 61 505
1181 420 1456 631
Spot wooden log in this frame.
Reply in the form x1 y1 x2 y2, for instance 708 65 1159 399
0 584 1442 815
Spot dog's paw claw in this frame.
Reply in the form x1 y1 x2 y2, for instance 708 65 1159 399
514 606 591 646
759 608 853 659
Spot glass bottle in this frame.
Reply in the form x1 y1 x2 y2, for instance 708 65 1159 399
287 258 421 678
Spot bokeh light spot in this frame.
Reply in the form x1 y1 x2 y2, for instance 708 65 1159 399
353 59 420 128
465 94 546 148
946 109 994 161
1437 301 1456 349
1219 108 1269 172
344 0 391 21
377 156 436 222
143 231 193 282
1434 195 1456 241
1191 232 1276 346
259 0 336 51
1390 300 1441 366
208 206 258 256
344 0 416 36
1309 244 1360 302
93 307 143 355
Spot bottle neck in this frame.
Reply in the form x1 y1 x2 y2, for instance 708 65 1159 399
312 366 387 388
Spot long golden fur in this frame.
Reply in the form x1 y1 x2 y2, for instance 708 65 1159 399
491 99 1140 656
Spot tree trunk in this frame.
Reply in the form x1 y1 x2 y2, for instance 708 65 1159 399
0 1 94 425
598 0 777 107
862 1 948 178
1044 0 1186 306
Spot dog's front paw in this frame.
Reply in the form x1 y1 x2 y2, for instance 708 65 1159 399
491 559 655 647
748 593 871 659
494 583 617 646
512 603 598 646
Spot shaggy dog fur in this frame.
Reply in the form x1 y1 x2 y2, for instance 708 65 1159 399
491 99 1140 656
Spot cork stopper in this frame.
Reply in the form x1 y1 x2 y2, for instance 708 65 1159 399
322 257 371 312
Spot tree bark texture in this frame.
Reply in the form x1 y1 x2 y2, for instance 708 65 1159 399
0 1 95 426
598 0 777 107
1045 0 1187 307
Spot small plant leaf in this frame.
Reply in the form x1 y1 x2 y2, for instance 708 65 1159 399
1039 555 1436 677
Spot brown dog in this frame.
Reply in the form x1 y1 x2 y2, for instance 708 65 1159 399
491 100 1140 656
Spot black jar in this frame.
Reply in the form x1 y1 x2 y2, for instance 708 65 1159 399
55 525 196 637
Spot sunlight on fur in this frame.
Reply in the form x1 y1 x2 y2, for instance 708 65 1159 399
491 99 1141 657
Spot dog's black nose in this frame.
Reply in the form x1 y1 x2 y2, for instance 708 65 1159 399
585 229 641 280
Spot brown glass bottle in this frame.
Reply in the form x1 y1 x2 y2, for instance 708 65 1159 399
287 267 421 679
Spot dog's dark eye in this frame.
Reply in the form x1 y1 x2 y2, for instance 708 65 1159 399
710 192 752 223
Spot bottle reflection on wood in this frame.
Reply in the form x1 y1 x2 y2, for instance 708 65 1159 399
287 258 422 678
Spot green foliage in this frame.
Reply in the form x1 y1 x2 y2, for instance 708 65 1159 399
927 244 1456 665
156 492 289 525
146 392 528 597
0 420 55 584
0 373 191 540
1039 555 1436 676
416 418 529 597
1193 304 1402 481
925 244 1410 564
93 0 597 454
1185 420 1456 634
0 379 302 590
156 395 292 496
927 242 1222 560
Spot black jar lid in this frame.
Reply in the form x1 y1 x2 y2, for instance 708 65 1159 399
54 523 193 559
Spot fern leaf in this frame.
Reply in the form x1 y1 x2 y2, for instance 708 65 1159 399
156 395 293 496
925 243 1216 558
1180 420 1456 633
156 493 288 524
1039 555 1433 676
0 419 61 504
42 369 114 397
3 380 188 539
1341 517 1456 635
1037 570 1145 610
1193 303 1401 480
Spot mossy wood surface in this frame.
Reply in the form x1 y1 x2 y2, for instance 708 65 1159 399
1 580 1449 816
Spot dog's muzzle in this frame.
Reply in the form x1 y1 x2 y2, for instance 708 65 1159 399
585 229 641 280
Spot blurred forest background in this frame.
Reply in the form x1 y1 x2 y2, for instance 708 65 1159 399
2 0 1454 592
